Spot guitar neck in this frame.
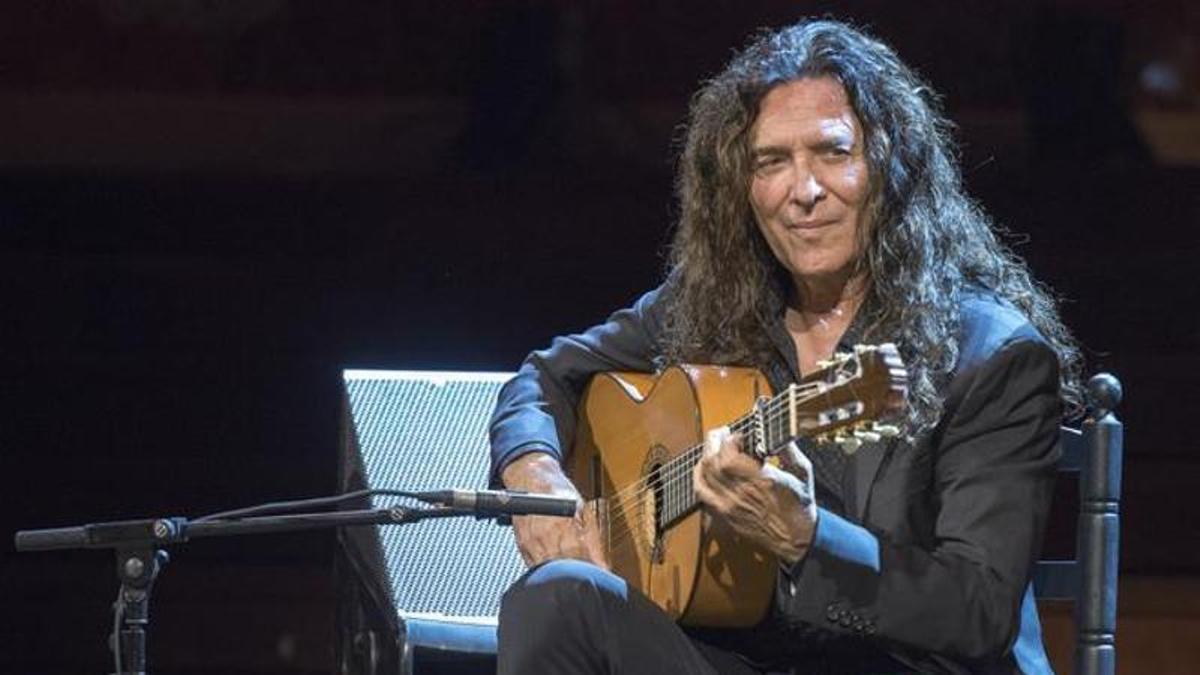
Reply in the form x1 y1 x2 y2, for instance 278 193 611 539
654 389 796 527
604 344 904 535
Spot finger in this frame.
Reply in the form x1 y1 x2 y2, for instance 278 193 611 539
693 460 709 502
580 506 609 569
705 425 731 457
715 439 762 480
512 520 538 566
517 515 575 567
715 431 742 464
517 544 534 567
563 512 591 556
780 441 813 481
763 462 813 507
701 426 749 488
698 445 740 492
693 459 723 511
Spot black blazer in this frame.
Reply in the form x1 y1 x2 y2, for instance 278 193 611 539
489 287 1061 674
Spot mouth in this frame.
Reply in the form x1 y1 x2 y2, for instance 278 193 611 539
785 219 836 231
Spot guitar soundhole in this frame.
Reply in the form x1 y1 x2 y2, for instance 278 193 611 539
639 445 671 564
648 461 666 563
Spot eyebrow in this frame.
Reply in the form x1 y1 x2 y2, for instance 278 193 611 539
750 137 855 158
812 138 853 151
750 145 791 158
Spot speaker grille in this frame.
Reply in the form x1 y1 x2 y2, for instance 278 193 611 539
342 370 526 621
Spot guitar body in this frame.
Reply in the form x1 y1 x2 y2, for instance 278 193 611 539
569 365 776 627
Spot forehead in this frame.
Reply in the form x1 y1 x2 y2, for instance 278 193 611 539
750 77 860 142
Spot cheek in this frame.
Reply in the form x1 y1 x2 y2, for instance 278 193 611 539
748 179 768 218
840 161 870 205
749 176 784 222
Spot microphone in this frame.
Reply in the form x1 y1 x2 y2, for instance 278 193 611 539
417 489 577 518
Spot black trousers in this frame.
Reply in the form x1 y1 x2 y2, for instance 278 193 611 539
497 559 914 675
497 559 762 675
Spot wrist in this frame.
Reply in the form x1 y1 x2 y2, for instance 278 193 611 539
780 506 818 566
501 451 576 496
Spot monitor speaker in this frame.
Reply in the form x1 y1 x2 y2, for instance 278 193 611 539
336 370 526 675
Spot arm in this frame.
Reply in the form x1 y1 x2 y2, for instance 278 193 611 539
787 338 1062 664
488 286 667 485
488 286 667 566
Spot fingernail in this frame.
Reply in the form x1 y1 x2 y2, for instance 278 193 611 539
705 425 730 456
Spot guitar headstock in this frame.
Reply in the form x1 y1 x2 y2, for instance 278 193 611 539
785 342 908 454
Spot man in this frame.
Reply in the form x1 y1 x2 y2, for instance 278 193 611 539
488 19 1082 674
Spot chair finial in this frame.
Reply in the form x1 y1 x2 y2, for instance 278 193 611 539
1087 373 1122 417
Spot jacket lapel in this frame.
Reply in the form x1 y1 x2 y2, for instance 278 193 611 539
852 439 892 519
762 296 891 521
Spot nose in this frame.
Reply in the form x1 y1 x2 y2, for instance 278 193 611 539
788 163 826 210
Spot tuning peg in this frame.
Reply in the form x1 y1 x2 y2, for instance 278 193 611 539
818 352 855 369
871 424 901 438
853 429 882 443
835 434 862 455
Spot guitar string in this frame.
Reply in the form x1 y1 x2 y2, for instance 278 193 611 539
595 413 763 526
599 409 761 518
599 379 855 555
597 381 805 509
598 356 888 557
598 397 795 553
603 435 746 554
595 379 831 525
594 382 824 531
597 423 752 541
595 390 795 526
604 432 827 555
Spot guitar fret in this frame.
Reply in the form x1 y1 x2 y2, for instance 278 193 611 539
573 346 904 625
657 385 805 528
672 463 681 521
656 392 793 529
767 404 779 453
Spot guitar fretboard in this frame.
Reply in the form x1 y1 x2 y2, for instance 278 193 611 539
596 345 902 551
651 384 803 527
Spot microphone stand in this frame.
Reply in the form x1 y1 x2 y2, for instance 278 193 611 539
15 505 474 675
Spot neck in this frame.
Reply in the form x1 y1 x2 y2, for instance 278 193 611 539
791 270 868 319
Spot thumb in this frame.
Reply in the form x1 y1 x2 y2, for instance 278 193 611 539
779 441 814 482
580 501 609 569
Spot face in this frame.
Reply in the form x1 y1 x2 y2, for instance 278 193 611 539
748 77 871 292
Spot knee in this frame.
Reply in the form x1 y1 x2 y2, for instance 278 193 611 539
498 560 626 672
500 559 627 632
503 559 626 613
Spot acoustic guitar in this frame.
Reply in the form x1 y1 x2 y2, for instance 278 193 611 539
568 344 907 628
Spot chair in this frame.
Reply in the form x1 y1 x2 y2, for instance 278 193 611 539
1033 373 1124 675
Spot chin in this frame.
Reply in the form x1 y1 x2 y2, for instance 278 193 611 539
784 258 858 284
786 259 844 279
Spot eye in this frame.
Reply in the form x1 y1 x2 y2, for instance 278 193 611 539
753 155 786 173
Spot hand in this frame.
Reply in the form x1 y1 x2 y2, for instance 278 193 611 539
500 452 608 569
692 427 818 565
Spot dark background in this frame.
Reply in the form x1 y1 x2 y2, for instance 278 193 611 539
2 1 1197 673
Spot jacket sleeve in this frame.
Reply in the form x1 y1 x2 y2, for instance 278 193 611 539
787 337 1062 666
488 287 667 487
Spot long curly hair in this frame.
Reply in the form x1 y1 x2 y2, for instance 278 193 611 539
660 19 1083 433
